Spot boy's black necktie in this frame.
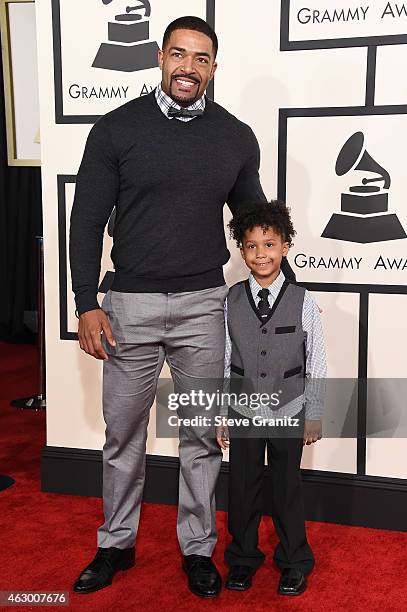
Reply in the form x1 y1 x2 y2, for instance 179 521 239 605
257 289 271 318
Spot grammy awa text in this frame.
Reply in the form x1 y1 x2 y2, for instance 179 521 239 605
297 3 407 25
294 253 407 271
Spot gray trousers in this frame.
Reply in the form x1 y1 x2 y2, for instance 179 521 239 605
96 285 228 556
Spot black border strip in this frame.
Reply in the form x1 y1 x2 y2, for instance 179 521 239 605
41 448 407 532
52 0 217 124
357 292 369 475
280 0 407 51
206 0 215 101
280 104 407 118
57 175 77 341
365 46 377 106
300 282 407 295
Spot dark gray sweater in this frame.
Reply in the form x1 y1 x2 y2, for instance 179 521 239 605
69 91 292 315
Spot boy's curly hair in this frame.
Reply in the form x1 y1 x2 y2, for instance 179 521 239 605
228 201 296 248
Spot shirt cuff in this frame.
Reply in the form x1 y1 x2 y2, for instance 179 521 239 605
75 296 101 317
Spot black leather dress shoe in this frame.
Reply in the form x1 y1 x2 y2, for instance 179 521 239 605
73 547 135 594
225 565 256 591
182 555 221 598
278 568 306 596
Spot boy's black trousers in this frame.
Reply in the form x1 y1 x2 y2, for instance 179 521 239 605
224 408 315 574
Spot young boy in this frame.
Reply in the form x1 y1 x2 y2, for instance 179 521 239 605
216 201 326 596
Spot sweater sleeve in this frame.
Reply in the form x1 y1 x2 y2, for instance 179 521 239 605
69 117 119 316
226 125 266 214
281 257 296 281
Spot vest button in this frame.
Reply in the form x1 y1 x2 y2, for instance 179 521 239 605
262 328 268 334
260 372 267 378
261 350 267 356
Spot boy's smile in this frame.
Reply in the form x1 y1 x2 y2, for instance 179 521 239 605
240 225 289 288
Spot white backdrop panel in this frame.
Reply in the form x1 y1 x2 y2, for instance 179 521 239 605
287 1 407 41
214 0 367 199
37 0 407 482
375 44 407 105
286 115 407 285
57 0 207 118
8 2 40 160
301 291 359 473
366 294 407 479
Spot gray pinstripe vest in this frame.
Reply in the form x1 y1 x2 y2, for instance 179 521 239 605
227 279 306 411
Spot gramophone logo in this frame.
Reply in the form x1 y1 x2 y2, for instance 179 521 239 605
322 132 407 244
93 0 159 72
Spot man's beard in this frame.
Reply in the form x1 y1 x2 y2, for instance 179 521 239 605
169 75 201 107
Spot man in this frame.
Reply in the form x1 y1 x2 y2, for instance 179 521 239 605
70 16 294 597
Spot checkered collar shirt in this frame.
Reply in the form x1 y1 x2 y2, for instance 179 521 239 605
155 82 206 122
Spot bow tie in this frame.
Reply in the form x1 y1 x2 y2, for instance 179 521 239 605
168 107 204 119
257 289 271 318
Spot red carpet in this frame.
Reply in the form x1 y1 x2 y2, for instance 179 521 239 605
0 340 407 611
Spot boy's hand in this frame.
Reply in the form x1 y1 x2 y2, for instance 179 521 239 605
216 424 230 450
303 419 322 446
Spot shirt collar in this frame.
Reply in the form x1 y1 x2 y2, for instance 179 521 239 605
249 270 286 302
155 82 206 120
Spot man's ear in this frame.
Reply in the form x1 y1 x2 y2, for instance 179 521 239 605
209 62 218 81
158 49 163 70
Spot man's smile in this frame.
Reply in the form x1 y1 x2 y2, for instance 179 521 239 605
172 76 199 92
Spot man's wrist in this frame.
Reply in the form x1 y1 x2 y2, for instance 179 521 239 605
75 303 101 318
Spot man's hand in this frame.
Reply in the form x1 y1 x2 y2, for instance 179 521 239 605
216 424 230 450
78 309 116 360
303 419 322 446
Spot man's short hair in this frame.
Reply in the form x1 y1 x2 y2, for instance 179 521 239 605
162 16 218 57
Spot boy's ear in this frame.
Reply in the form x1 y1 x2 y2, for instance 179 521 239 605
282 242 289 257
240 246 245 259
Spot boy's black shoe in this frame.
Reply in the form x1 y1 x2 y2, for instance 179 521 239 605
73 546 135 594
278 568 306 596
182 555 221 598
225 565 256 591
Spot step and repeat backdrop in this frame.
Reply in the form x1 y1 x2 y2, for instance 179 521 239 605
36 0 407 480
